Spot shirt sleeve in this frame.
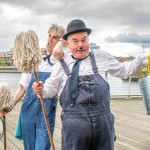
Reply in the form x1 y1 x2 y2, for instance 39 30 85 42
19 73 31 90
42 61 65 98
51 51 68 64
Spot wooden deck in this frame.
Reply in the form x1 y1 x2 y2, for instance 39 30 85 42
0 98 150 150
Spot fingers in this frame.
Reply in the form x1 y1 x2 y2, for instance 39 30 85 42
32 81 44 95
118 57 128 62
123 57 128 61
0 107 10 116
52 41 64 60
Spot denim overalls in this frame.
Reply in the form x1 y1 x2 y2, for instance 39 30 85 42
21 72 57 150
60 52 115 150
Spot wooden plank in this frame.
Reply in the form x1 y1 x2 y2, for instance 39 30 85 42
111 99 150 150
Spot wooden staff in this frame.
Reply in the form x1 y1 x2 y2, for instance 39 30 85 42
3 116 6 150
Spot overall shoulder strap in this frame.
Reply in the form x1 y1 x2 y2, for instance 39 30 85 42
59 58 71 77
89 51 99 74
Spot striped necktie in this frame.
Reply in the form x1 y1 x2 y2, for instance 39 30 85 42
69 58 81 107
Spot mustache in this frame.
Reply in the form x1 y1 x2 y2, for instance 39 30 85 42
77 47 84 50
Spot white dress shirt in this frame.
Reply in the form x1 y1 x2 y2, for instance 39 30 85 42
42 50 148 98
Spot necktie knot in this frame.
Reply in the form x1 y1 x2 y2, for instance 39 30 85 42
75 58 81 63
43 54 53 66
43 54 50 61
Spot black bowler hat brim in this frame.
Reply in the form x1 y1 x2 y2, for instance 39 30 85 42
63 28 92 40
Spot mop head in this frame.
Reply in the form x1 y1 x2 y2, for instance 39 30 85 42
0 83 13 111
13 30 42 73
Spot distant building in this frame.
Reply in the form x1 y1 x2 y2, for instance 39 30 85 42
0 48 48 65
0 50 13 64
90 43 100 51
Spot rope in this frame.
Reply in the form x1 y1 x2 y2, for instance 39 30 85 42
0 83 13 111
13 30 42 73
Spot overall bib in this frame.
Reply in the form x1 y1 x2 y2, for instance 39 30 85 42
21 72 57 150
60 53 115 150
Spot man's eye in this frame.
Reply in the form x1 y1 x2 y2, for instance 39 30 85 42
53 37 58 40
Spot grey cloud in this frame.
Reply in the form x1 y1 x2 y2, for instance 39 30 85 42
105 32 150 49
105 32 150 43
1 0 150 51
0 0 38 8
1 0 150 30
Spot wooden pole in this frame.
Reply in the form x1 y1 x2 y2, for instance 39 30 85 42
3 115 6 150
0 117 3 140
128 76 132 98
34 71 55 150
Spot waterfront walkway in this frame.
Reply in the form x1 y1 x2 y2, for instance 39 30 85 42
0 99 150 150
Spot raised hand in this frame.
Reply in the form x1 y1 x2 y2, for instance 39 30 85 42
52 40 66 60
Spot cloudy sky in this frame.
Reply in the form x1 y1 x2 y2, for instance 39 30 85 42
0 0 150 56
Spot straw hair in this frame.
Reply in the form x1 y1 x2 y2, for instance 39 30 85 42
13 30 42 73
0 83 13 111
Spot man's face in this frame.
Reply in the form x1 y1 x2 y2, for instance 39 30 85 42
67 32 89 59
47 29 60 54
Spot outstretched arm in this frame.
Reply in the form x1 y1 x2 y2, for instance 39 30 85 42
13 84 26 106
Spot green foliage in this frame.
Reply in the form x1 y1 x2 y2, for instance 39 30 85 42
0 60 11 66
142 67 148 71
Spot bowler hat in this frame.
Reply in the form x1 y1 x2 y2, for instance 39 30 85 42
63 19 92 40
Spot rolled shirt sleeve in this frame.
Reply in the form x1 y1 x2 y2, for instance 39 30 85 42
94 51 148 79
42 61 65 98
107 53 148 79
19 73 31 90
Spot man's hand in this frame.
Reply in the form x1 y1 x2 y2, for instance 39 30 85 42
32 81 44 95
52 40 66 60
117 57 128 62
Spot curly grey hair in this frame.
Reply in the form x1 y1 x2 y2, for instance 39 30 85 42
48 24 66 38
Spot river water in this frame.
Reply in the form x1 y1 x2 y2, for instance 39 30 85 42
0 73 141 97
0 73 21 95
